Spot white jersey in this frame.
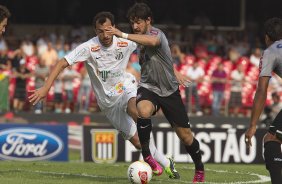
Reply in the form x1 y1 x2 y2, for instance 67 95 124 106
65 35 137 109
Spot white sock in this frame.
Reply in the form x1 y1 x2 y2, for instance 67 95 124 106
149 133 169 168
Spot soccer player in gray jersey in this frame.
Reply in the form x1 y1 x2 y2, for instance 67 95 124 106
245 17 282 184
0 5 10 37
106 3 205 182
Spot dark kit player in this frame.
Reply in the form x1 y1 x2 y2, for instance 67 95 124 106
106 3 205 182
245 17 282 184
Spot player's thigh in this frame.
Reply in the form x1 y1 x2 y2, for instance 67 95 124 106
160 89 190 128
104 105 136 140
127 97 138 122
264 141 282 174
270 110 282 140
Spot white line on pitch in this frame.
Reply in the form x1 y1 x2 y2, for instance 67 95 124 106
11 167 271 184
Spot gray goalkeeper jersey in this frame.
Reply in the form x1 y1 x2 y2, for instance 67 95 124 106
259 40 282 78
137 26 179 97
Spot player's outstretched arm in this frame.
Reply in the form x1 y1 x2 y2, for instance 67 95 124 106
106 26 160 46
245 76 270 147
28 58 69 105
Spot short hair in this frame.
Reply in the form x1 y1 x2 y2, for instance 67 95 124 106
127 3 153 22
0 5 11 23
264 17 282 42
93 12 114 28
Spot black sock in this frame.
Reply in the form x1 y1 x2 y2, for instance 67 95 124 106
185 138 204 171
137 117 152 158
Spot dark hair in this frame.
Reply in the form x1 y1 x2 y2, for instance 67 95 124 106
127 3 153 22
0 5 11 23
93 11 114 28
264 17 282 42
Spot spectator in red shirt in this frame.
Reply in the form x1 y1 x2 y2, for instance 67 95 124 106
211 63 227 116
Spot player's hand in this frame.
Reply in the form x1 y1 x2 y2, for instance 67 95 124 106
28 87 48 105
245 125 256 149
174 70 192 87
105 26 122 37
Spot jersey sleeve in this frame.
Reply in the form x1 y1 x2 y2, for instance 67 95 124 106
149 29 162 45
64 42 90 65
259 49 275 77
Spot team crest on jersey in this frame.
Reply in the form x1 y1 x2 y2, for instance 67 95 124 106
117 41 128 47
150 30 159 35
115 51 124 60
91 45 100 52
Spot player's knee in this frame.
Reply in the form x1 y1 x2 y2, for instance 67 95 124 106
137 101 154 118
137 108 152 119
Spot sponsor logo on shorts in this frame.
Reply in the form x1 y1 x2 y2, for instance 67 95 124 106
91 129 118 163
274 157 282 162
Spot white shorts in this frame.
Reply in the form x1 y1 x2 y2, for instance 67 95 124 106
104 75 137 140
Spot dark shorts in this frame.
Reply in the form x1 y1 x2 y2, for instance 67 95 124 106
270 110 282 140
136 87 190 128
264 141 282 173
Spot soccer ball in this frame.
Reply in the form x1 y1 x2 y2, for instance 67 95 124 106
127 161 152 184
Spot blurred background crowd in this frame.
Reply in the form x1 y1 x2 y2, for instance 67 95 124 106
0 0 282 119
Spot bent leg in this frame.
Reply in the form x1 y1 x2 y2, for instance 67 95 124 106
136 100 155 158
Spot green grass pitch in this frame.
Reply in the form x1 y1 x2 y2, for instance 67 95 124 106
0 150 271 184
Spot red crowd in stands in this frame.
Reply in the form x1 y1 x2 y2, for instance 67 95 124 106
0 27 281 116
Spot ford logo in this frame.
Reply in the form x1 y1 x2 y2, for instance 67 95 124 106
0 128 64 161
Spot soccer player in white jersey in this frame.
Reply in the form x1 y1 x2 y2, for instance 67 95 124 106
28 12 180 179
0 5 10 37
